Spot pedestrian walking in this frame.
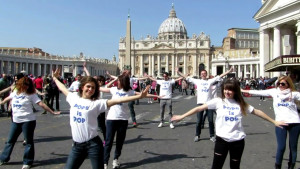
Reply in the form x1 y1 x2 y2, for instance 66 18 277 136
0 77 60 169
171 79 286 169
242 75 300 169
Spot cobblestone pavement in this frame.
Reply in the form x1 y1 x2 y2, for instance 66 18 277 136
0 91 299 169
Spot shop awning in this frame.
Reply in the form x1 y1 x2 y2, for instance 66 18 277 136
264 55 300 72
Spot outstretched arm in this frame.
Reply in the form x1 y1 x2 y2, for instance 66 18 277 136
106 85 150 107
219 66 234 78
37 101 60 115
52 69 69 96
0 85 13 96
83 62 90 76
0 96 12 105
171 104 208 122
252 109 287 128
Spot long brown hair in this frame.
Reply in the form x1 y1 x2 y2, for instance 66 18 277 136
15 77 36 95
78 76 99 100
221 79 249 116
118 74 131 92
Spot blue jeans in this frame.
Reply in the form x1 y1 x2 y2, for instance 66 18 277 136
275 123 300 164
104 120 128 164
196 104 215 137
0 120 36 165
65 136 104 169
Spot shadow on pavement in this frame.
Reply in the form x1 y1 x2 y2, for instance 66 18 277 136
34 136 72 143
121 151 207 168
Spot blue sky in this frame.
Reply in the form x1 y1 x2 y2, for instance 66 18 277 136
0 0 262 60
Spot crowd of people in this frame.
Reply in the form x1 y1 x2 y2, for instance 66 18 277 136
0 66 299 169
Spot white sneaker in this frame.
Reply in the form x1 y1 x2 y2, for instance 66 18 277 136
170 123 175 129
104 164 108 169
158 122 163 128
112 159 120 169
22 165 31 169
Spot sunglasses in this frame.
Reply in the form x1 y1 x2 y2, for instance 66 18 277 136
278 82 287 86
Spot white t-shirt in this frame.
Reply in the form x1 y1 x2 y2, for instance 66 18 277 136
66 92 107 143
249 88 300 123
106 87 135 120
156 79 175 99
187 76 221 104
206 98 254 142
68 80 80 92
9 91 41 123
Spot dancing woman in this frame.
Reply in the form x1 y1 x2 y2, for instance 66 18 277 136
242 75 300 169
0 77 60 169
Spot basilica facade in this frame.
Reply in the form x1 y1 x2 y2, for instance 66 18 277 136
118 5 211 77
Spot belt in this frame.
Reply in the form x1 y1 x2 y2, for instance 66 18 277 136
73 136 100 146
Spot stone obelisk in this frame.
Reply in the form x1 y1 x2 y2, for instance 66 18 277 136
124 13 131 71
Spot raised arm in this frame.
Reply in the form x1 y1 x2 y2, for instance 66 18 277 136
171 104 208 122
106 78 118 88
174 76 183 82
106 71 117 79
83 62 90 76
147 75 157 82
176 67 188 78
219 66 234 78
52 69 69 96
106 85 150 107
252 109 287 128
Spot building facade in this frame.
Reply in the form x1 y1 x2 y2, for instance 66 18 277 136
211 28 260 78
0 47 119 77
119 5 211 77
254 0 300 78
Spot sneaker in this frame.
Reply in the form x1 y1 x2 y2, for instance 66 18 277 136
170 123 175 129
0 161 6 165
210 136 216 142
158 122 163 128
41 112 47 115
23 140 26 146
194 136 200 142
112 159 120 169
22 165 31 169
104 164 108 169
132 122 138 127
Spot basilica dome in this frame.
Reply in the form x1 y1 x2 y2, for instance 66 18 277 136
158 5 187 40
